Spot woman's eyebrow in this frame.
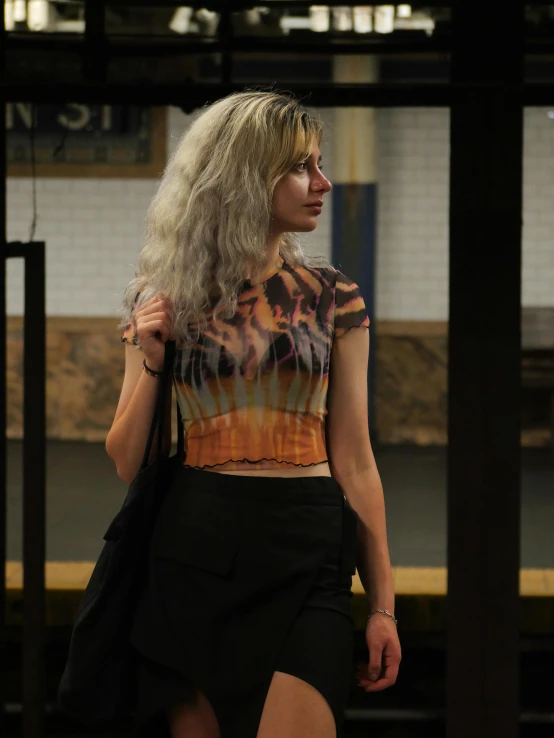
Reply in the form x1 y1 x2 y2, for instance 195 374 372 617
302 154 323 163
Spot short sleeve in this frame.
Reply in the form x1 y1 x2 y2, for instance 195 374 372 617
333 271 370 338
120 292 142 348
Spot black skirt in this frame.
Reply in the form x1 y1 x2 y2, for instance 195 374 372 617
129 465 359 738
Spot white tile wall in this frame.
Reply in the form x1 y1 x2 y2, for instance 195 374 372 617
376 108 450 320
6 106 554 319
522 109 554 307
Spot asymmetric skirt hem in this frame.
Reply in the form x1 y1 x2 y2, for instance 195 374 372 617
129 467 359 738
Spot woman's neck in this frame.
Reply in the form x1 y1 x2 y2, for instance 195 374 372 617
245 249 283 283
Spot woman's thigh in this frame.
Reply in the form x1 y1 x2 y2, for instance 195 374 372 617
256 671 336 738
167 688 221 738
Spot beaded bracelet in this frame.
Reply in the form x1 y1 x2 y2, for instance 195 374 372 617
368 609 398 626
143 359 163 378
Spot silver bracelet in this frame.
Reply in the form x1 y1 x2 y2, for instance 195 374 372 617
367 609 398 626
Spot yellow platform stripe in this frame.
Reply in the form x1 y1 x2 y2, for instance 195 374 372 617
5 563 554 597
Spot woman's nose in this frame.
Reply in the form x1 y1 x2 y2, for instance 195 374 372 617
313 175 332 193
321 177 332 193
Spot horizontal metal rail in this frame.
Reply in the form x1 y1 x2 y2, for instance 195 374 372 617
2 81 554 108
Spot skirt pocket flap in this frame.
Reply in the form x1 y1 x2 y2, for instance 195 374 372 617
153 524 239 577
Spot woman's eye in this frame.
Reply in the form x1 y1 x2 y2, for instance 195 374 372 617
294 162 324 172
296 161 323 172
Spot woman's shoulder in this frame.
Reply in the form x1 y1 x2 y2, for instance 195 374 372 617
308 263 362 292
291 261 339 287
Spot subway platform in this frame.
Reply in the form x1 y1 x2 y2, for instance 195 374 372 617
5 440 554 631
3 441 554 737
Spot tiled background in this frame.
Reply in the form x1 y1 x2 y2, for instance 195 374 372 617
7 107 554 319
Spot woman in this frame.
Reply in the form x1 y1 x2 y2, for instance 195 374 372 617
106 90 401 738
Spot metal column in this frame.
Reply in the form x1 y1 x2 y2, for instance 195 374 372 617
1 2 8 735
332 55 379 440
447 3 524 737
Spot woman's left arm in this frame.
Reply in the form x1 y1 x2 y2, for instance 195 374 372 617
326 325 394 611
326 325 401 691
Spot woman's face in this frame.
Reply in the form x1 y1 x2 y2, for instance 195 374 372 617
270 143 332 234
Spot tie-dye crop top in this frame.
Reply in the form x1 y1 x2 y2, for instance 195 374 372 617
121 256 370 471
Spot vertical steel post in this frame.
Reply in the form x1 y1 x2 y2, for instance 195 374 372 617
447 3 524 737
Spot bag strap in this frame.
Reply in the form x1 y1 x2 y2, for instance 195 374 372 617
140 340 177 471
176 400 185 457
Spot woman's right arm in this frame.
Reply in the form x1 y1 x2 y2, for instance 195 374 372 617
105 295 174 484
105 343 172 484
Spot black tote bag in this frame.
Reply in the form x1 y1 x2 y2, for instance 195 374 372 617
58 339 185 725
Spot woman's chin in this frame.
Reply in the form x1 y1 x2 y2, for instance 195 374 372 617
294 217 319 232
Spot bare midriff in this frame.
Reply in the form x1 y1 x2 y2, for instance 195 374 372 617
202 460 332 478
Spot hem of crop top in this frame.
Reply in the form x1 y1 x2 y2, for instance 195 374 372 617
182 457 329 470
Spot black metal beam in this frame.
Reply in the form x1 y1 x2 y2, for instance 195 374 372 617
22 244 47 738
3 81 554 108
8 31 554 58
218 1 234 84
4 243 47 738
1 81 454 107
4 33 452 56
101 0 550 8
105 0 457 7
447 1 523 737
0 0 7 734
83 0 107 84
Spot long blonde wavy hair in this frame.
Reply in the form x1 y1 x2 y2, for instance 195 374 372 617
118 88 336 346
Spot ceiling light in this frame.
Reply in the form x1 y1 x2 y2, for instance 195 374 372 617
397 4 412 18
169 6 193 34
280 14 310 32
309 5 330 33
27 0 49 31
13 0 26 23
196 7 218 34
245 9 261 26
394 13 435 33
332 6 353 32
374 5 394 34
353 6 373 34
4 0 15 30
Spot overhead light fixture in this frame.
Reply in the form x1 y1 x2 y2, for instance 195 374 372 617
13 0 26 23
169 6 193 34
4 0 15 30
245 8 261 26
394 12 435 33
27 0 49 31
374 5 395 34
196 7 218 34
309 5 330 33
332 6 353 32
353 6 373 34
397 4 412 19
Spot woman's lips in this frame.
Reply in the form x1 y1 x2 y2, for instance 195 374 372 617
305 205 322 214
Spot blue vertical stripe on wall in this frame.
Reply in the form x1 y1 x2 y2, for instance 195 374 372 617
332 182 378 440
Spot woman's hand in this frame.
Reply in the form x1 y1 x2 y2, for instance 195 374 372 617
355 614 402 692
134 295 176 371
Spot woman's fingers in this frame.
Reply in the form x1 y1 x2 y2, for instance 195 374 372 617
355 658 399 692
133 296 178 346
136 296 172 317
139 310 169 323
137 314 171 337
